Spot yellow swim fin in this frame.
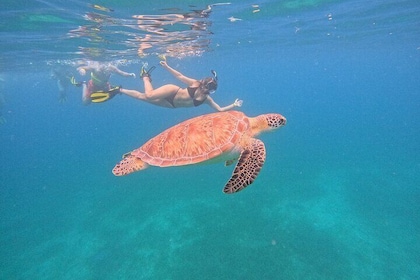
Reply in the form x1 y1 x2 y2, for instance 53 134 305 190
90 91 110 103
90 86 120 103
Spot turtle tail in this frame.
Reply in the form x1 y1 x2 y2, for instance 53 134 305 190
112 154 149 176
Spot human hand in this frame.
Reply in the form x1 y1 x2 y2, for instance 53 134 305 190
159 60 168 68
233 98 243 107
129 73 136 78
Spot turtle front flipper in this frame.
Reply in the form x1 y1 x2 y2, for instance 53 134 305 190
112 154 149 176
223 138 266 194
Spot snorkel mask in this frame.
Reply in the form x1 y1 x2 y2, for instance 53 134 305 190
205 70 218 94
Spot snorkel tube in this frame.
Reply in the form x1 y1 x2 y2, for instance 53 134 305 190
211 70 217 81
205 70 218 93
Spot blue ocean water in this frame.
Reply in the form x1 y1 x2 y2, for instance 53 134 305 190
1 0 419 279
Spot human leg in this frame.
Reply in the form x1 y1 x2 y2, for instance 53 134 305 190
119 87 174 108
82 83 91 105
142 78 179 100
120 88 146 100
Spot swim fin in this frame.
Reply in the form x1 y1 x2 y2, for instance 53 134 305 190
108 86 121 94
70 76 84 87
140 65 156 80
90 91 110 103
90 86 121 103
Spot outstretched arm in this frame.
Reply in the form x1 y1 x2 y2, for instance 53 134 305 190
205 96 243 112
109 65 136 78
160 61 198 86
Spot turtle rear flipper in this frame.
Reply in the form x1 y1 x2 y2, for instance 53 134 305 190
112 154 149 176
223 138 266 194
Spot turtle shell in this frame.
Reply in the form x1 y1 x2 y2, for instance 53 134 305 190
131 111 250 167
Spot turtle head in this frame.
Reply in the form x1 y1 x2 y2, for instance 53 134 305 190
264 113 286 129
250 113 286 136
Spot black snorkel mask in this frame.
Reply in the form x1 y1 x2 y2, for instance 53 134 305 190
206 70 218 94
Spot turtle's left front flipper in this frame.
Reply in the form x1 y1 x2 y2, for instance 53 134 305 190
223 138 266 194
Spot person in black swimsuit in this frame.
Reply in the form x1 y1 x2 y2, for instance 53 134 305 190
119 60 243 111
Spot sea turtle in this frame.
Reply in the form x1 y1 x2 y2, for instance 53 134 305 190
112 111 286 194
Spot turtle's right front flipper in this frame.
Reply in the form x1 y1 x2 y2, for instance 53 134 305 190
223 138 266 194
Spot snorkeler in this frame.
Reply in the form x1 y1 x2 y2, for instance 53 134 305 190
50 66 73 103
119 59 243 111
72 61 136 105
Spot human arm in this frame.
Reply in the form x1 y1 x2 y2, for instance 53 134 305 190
77 64 98 76
205 96 243 112
76 62 97 75
109 65 136 78
159 61 197 86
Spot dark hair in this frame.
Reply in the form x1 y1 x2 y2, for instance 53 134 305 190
199 70 218 94
201 77 218 92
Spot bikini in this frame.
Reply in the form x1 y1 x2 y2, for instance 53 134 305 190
164 86 205 108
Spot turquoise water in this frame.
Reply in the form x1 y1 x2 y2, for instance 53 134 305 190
1 0 419 279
